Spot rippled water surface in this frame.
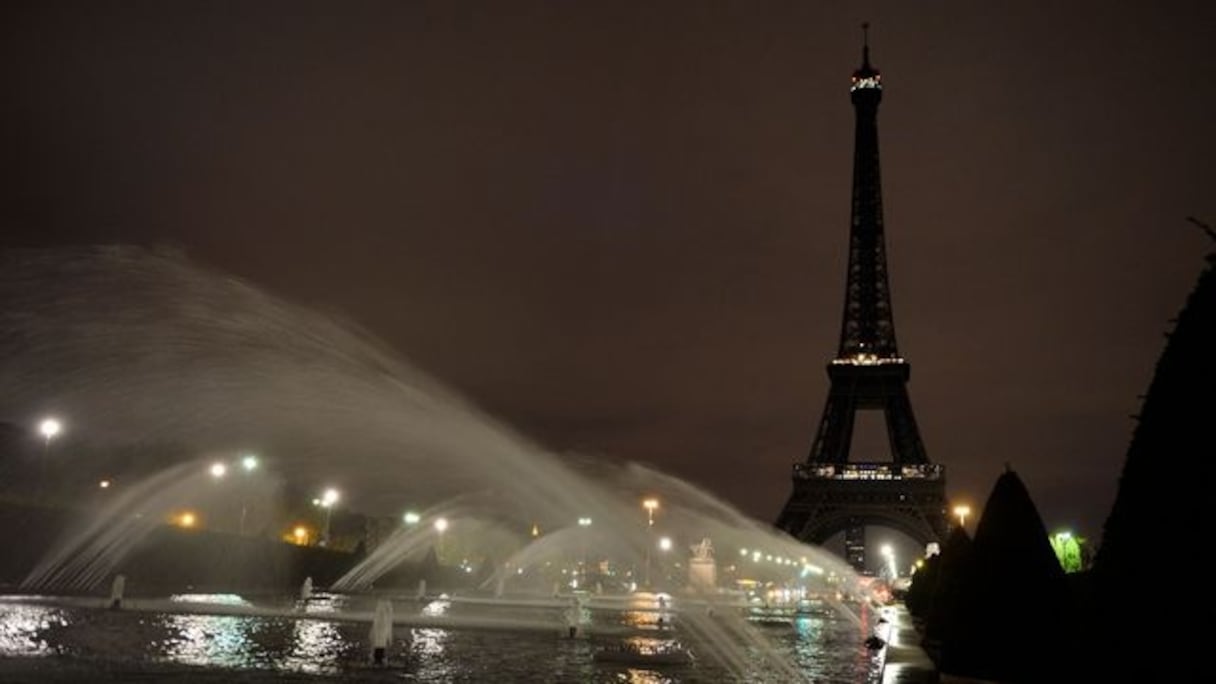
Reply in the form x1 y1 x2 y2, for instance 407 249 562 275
0 593 886 683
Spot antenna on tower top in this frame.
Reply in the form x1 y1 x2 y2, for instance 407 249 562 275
861 22 872 66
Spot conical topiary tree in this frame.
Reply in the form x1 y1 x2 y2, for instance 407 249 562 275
935 467 1075 682
919 524 971 661
1092 233 1215 681
903 546 941 621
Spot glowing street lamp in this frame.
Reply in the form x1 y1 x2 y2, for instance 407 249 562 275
38 417 62 501
642 498 660 588
403 511 421 525
651 537 673 589
577 517 593 577
312 488 340 547
209 459 228 532
953 504 971 529
881 543 898 580
237 455 259 535
643 498 659 526
40 417 61 443
434 517 449 562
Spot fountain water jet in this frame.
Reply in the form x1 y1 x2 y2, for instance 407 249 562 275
0 246 874 682
108 574 125 610
369 599 393 665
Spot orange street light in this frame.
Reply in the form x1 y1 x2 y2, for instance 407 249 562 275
953 504 971 529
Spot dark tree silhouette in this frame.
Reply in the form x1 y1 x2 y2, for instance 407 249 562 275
1091 232 1215 681
919 525 971 655
903 546 940 621
933 468 1074 682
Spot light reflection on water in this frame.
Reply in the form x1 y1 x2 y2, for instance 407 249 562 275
0 596 884 683
169 593 251 606
0 604 64 655
619 669 678 684
162 614 252 667
282 619 347 674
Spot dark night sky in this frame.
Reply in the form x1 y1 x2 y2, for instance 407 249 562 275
2 1 1213 544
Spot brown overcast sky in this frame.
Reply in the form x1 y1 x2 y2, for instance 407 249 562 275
3 0 1213 543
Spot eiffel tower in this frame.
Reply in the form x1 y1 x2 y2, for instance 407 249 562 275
775 27 949 572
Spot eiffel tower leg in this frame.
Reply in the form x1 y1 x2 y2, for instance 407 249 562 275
811 390 857 462
884 385 928 464
844 523 865 572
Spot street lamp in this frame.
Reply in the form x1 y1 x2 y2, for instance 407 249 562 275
643 498 659 526
642 498 660 588
578 517 592 580
658 536 674 588
312 488 340 547
40 418 61 444
237 455 258 535
953 504 971 530
881 543 897 581
434 517 449 563
38 417 62 501
209 462 227 479
403 511 421 525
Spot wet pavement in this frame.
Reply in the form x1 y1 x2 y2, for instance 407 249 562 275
878 603 939 683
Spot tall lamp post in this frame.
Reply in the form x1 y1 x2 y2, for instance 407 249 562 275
312 488 340 547
642 498 659 588
880 543 897 581
434 517 449 564
657 536 673 589
238 455 258 535
38 418 62 502
578 517 592 582
952 504 971 531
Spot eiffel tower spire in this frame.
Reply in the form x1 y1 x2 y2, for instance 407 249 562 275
841 22 897 361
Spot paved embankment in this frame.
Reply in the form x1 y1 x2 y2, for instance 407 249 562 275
876 603 939 683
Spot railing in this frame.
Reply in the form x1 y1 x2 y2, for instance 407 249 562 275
792 462 944 481
829 354 905 366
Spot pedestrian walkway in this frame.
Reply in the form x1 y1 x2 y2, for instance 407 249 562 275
876 603 939 683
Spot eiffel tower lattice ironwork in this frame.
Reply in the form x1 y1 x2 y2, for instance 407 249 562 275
775 26 949 572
